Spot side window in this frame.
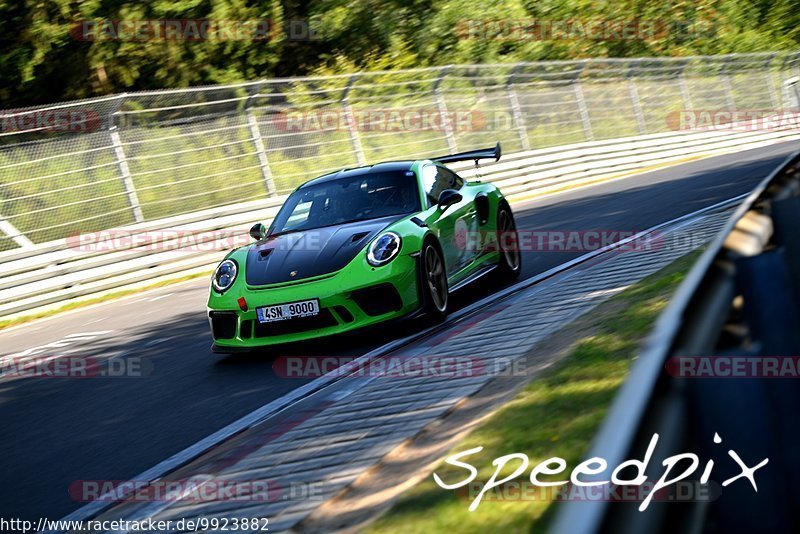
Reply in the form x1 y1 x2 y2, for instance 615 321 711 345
438 166 464 189
421 165 439 207
422 165 463 207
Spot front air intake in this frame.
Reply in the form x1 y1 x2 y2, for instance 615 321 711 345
209 311 237 339
350 284 403 316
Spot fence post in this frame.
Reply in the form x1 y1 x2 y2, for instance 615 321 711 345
627 60 647 135
434 66 458 154
784 77 800 109
573 62 594 141
678 61 692 111
0 214 33 248
764 53 780 109
781 52 800 106
342 75 367 166
245 82 277 196
109 127 144 223
793 81 800 109
793 52 800 86
109 95 144 223
507 64 530 151
721 57 736 109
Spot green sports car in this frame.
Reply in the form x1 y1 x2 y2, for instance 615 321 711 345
207 143 520 352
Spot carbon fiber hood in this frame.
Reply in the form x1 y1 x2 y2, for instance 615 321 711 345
244 216 399 286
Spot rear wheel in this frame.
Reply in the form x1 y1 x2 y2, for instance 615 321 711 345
420 240 448 319
496 205 521 280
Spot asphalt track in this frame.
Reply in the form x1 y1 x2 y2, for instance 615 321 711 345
0 141 797 522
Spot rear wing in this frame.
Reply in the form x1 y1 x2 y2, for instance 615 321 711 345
432 143 501 165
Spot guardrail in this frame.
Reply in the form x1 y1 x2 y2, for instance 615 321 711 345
551 150 800 533
1 119 800 320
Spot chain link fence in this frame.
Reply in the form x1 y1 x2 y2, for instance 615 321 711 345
1 51 799 251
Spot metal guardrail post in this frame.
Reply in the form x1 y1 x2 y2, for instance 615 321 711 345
779 53 800 107
434 66 458 153
793 52 800 84
342 75 367 166
627 60 647 135
245 82 277 196
507 64 530 151
573 62 594 141
787 77 800 109
109 95 144 223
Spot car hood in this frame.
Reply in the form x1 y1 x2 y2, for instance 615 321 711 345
244 216 401 286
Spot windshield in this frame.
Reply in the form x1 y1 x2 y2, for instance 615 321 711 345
269 170 421 235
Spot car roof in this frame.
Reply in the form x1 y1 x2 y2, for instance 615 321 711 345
298 160 418 189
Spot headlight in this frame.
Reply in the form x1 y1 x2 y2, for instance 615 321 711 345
367 232 402 267
212 259 238 293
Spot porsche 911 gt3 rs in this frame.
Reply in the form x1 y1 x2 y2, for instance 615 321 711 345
207 143 520 352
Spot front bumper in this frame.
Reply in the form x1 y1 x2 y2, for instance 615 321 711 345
207 253 420 350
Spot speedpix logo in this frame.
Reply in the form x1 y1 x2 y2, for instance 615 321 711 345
434 433 768 513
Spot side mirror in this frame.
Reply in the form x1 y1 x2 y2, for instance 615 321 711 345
437 189 463 211
249 223 267 241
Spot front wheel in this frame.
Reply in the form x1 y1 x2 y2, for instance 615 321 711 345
420 240 448 319
496 205 521 281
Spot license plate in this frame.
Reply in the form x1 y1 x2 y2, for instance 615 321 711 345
256 299 320 323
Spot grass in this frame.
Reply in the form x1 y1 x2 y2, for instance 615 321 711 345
368 250 701 534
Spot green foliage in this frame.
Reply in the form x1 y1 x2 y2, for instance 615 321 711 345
0 0 285 107
1 1 799 108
